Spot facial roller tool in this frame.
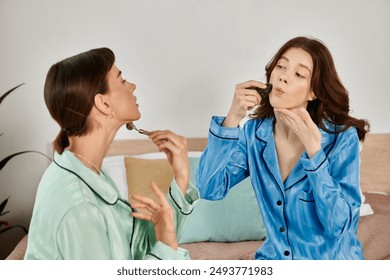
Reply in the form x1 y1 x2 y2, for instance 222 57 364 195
126 122 151 136
126 122 167 142
246 83 273 99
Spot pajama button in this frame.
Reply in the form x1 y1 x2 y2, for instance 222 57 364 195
284 251 290 256
277 200 282 206
279 226 285 232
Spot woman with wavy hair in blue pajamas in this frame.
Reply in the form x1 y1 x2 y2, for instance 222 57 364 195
196 36 370 260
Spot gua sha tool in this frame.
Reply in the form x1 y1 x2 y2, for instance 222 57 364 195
246 83 273 99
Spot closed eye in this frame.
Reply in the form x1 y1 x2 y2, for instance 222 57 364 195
122 79 127 84
296 72 305 78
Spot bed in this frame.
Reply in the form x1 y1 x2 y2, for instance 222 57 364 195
103 134 390 260
6 134 390 260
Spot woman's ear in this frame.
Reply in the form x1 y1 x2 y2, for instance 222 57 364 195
94 93 112 115
308 90 317 101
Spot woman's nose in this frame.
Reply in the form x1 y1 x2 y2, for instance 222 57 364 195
278 69 290 84
279 75 288 84
129 83 136 91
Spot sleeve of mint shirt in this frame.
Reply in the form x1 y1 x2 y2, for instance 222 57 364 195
300 129 362 238
132 180 199 260
132 219 192 260
168 177 199 236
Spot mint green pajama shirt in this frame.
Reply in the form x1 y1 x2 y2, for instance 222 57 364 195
25 150 199 260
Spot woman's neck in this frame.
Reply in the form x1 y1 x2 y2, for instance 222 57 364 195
274 117 299 142
67 129 115 173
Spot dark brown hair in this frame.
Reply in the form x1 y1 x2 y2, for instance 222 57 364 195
251 36 370 141
44 48 115 153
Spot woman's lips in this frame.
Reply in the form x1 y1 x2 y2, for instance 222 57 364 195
273 87 285 97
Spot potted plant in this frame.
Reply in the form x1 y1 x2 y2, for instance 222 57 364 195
0 83 51 258
0 197 28 235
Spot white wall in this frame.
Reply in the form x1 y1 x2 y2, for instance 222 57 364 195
0 0 389 257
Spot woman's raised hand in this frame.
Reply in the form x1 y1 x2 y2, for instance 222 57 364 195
149 130 189 195
274 108 322 158
131 182 178 250
223 80 265 128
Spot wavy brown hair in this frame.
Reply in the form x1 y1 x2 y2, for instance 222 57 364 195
44 48 115 153
251 36 370 141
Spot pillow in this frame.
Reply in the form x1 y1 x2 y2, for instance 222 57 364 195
124 152 203 203
178 157 267 243
106 154 267 242
102 155 128 199
105 152 201 201
124 156 174 205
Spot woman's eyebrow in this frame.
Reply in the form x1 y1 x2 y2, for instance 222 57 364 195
299 63 312 74
117 70 122 78
280 55 312 74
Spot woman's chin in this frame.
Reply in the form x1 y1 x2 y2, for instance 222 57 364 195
133 111 141 120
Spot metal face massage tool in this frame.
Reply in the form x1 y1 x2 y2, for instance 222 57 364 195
126 122 151 136
126 122 167 142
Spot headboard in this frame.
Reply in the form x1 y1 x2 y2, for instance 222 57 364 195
106 134 390 194
360 133 390 194
106 137 208 156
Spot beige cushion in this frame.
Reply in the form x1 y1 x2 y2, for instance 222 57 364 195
124 157 174 204
360 133 390 194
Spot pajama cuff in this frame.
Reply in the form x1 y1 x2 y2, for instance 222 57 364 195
148 241 190 260
209 116 240 140
169 178 199 215
301 149 327 172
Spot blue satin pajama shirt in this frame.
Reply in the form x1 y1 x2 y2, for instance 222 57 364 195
196 116 364 260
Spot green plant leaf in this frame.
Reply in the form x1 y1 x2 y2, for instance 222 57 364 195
0 83 25 106
0 196 10 216
0 151 52 171
0 210 10 217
